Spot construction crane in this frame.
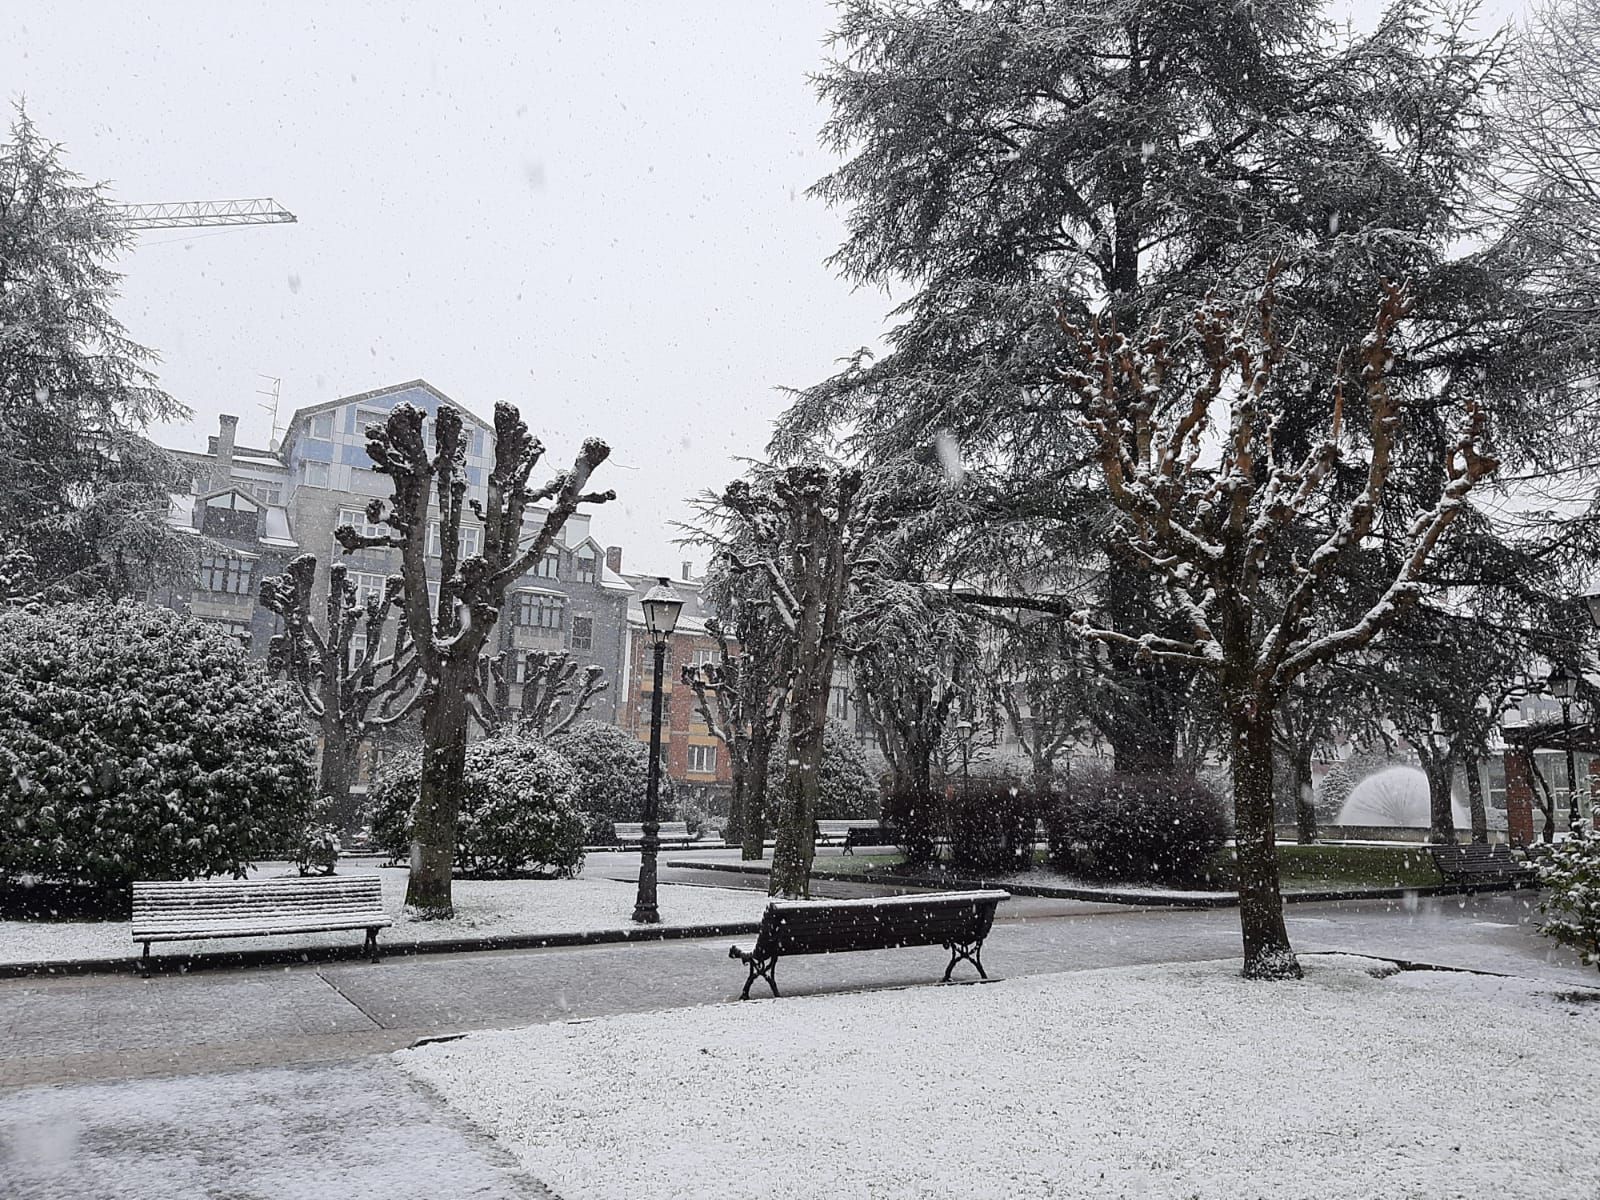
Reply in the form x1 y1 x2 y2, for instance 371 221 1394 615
107 198 297 231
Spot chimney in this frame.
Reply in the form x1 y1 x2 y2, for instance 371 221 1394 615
605 545 623 575
211 414 238 491
681 560 693 581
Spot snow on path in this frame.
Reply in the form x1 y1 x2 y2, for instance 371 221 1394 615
399 955 1600 1200
0 864 768 966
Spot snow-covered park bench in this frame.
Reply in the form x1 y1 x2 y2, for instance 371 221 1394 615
840 823 895 854
728 890 1007 999
1428 844 1538 890
815 819 881 846
131 876 391 974
612 821 697 848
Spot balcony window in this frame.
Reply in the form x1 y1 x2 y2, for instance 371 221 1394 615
197 554 253 595
514 592 565 630
537 550 561 579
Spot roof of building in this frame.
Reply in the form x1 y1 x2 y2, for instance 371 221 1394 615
280 379 494 448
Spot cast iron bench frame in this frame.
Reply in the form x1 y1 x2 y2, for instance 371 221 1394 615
131 876 391 973
729 889 1007 999
1429 843 1537 889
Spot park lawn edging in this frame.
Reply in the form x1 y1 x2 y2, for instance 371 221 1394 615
0 917 764 980
666 858 1508 908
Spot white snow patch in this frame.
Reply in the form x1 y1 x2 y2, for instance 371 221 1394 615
399 955 1600 1200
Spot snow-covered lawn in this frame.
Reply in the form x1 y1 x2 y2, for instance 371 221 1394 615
400 955 1600 1200
0 863 767 967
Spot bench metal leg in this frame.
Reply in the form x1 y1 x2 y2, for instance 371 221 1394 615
739 955 778 1000
139 941 151 979
365 927 381 964
942 940 986 983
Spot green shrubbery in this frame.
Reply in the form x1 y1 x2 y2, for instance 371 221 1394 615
948 781 1038 876
0 602 315 893
547 720 650 844
1044 769 1230 885
1537 825 1600 970
371 727 586 878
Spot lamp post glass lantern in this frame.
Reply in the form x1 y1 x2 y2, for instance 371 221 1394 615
633 577 684 924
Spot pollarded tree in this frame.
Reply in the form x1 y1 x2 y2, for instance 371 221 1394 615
335 403 613 916
259 556 424 833
722 465 878 898
0 108 191 599
1065 277 1496 978
470 648 607 737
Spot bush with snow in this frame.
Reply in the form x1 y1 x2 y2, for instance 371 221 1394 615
374 728 585 879
767 720 880 821
295 803 341 877
1537 824 1600 970
948 779 1038 875
546 720 649 844
0 601 315 893
1044 769 1229 885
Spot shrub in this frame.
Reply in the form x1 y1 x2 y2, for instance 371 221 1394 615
296 823 341 877
767 720 881 821
949 780 1041 876
372 729 585 878
1043 769 1229 885
0 601 314 893
547 720 649 844
1537 824 1600 970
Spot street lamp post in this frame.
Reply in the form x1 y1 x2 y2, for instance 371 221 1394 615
1547 664 1579 834
633 577 683 925
955 718 973 798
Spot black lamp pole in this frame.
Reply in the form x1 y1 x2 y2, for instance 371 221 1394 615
633 577 683 925
1561 697 1579 833
633 636 667 924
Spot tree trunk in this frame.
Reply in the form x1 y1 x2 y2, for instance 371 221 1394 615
1464 757 1489 845
318 725 361 836
1424 756 1457 845
405 667 470 916
742 724 772 861
1232 705 1302 980
770 701 826 898
724 760 746 851
1293 748 1317 845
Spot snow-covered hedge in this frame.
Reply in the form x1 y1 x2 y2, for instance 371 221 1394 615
1044 770 1229 885
0 601 315 892
547 720 650 844
948 781 1038 875
1537 825 1600 969
767 719 881 821
374 728 586 878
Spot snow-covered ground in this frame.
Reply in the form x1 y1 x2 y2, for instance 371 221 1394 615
0 863 767 967
400 955 1600 1200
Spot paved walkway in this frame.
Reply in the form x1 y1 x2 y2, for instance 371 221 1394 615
3 872 1592 1199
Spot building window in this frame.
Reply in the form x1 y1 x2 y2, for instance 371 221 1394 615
348 631 368 667
688 744 717 775
348 572 389 607
303 460 330 488
575 548 597 583
428 521 481 559
537 550 561 579
248 483 281 506
307 412 335 441
197 554 253 595
339 507 385 540
829 685 850 720
690 648 718 669
515 592 565 630
570 615 593 651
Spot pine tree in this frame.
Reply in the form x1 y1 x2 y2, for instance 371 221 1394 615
0 108 189 598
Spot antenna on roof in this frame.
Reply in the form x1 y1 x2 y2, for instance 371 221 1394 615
256 375 283 449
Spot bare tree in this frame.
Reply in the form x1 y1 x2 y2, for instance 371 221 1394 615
470 648 607 737
259 556 423 833
1065 276 1497 978
335 402 612 916
723 465 874 898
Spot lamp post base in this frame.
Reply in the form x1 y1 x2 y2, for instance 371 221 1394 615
631 903 660 924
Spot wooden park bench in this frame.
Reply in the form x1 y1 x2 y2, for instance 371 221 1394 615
815 819 882 846
841 824 895 854
612 821 697 848
131 876 391 974
1429 844 1538 890
728 890 1008 999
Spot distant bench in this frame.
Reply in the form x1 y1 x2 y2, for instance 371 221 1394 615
613 821 697 848
816 819 883 846
841 824 895 854
728 890 1007 999
132 876 391 973
1429 844 1538 890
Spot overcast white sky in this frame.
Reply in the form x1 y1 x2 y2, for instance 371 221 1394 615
0 0 1530 575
